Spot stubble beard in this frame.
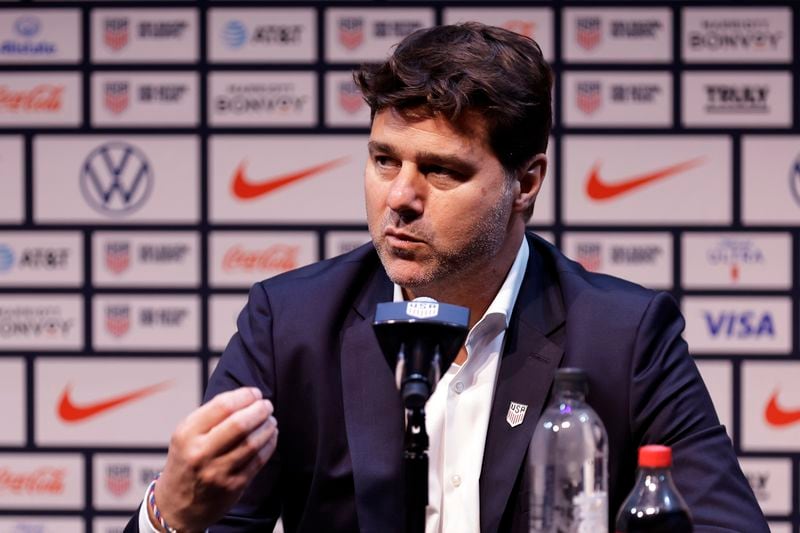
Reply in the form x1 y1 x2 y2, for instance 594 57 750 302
372 186 514 292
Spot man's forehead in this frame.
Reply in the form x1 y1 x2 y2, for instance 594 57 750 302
369 107 491 153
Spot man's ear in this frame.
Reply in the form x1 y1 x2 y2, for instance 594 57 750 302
512 153 547 214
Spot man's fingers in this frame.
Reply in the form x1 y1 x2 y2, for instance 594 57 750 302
223 416 278 471
208 430 278 499
204 399 273 457
183 387 263 435
240 428 279 480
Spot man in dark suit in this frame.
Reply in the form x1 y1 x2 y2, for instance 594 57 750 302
128 23 767 533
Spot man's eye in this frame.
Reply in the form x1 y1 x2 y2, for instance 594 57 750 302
375 156 398 168
428 166 452 176
426 166 467 184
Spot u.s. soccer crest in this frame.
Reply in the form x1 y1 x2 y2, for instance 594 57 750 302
339 17 364 50
339 81 363 114
576 17 601 50
105 464 132 497
575 243 602 272
576 81 602 115
104 18 130 51
104 82 129 115
105 241 130 274
506 402 528 428
105 305 131 337
406 301 439 319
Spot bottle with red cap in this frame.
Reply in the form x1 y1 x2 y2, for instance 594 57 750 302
615 445 693 533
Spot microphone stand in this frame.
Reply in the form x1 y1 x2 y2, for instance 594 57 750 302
404 404 428 533
373 302 469 533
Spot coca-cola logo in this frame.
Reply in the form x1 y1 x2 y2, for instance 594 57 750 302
0 84 63 111
222 245 299 273
0 467 66 494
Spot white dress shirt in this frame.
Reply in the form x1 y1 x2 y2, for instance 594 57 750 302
393 239 529 533
141 238 529 533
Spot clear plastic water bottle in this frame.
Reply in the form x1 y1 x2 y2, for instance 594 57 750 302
529 367 609 533
615 445 693 533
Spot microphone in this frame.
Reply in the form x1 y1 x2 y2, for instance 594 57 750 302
373 297 469 409
373 298 469 533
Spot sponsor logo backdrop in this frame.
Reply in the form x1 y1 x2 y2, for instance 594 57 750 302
0 1 797 529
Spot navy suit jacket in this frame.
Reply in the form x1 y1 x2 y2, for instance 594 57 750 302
127 233 766 532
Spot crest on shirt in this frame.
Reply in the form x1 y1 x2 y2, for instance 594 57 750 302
506 401 528 428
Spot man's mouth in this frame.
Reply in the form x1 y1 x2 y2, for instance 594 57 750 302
384 228 425 249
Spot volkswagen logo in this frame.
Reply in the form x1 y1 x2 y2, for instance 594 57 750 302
79 142 154 217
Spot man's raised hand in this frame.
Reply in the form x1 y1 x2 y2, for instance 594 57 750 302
150 387 278 532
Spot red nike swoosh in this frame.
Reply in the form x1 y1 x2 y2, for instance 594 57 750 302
586 157 706 201
765 390 800 427
231 157 350 200
58 381 172 423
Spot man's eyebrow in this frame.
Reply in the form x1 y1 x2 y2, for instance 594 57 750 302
367 141 397 156
416 151 478 175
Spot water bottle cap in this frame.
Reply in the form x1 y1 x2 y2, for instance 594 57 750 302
639 445 672 468
554 367 587 386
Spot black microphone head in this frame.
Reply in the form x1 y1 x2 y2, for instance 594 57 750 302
373 299 469 408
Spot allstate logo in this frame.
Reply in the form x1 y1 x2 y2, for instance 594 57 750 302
0 245 14 273
14 16 41 38
79 142 154 217
223 20 248 48
791 154 800 206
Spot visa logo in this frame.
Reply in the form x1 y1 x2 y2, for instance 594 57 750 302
704 311 775 338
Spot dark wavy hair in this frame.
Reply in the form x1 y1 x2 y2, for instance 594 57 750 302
354 22 553 176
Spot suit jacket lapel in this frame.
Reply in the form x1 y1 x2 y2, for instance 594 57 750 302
479 237 566 533
339 265 405 533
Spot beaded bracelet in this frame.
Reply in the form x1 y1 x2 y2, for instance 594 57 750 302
147 474 178 533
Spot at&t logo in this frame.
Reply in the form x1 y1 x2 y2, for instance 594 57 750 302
0 245 14 273
223 20 247 49
79 142 153 217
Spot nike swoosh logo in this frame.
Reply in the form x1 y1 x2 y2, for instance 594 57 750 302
231 157 350 200
586 157 706 201
58 381 171 423
765 390 800 427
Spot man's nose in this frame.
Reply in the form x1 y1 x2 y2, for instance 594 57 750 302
387 165 424 220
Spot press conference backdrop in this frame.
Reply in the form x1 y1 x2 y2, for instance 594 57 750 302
0 1 797 531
